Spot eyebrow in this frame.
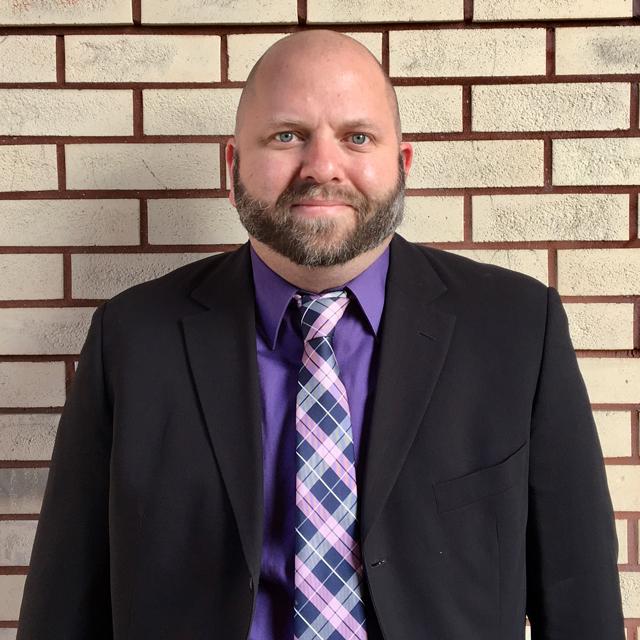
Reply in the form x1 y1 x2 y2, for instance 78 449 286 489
264 117 382 133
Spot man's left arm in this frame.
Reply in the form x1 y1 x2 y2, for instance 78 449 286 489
525 286 625 639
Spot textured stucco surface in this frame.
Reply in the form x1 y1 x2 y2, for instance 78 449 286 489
0 414 59 461
410 140 543 188
473 194 629 241
66 143 220 190
307 0 463 23
66 35 221 82
0 36 56 82
472 83 630 132
141 0 297 24
0 0 131 25
147 198 248 245
390 29 546 77
71 252 216 299
475 0 632 21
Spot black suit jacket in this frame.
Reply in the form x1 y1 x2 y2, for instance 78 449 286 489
17 233 625 639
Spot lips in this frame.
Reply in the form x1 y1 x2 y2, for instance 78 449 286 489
293 200 348 206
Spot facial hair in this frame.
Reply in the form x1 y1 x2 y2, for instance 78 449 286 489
232 151 406 267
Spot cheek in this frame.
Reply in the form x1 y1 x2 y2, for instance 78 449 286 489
242 153 294 199
350 158 396 197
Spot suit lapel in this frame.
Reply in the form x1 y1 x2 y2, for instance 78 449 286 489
358 234 456 544
181 243 264 582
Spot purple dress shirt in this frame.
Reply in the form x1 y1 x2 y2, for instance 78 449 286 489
247 243 389 639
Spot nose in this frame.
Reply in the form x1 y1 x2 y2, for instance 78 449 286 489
298 135 344 185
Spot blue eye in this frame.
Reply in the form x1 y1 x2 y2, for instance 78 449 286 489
275 132 296 143
351 133 369 145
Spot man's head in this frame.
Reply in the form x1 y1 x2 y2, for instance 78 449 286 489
225 29 413 268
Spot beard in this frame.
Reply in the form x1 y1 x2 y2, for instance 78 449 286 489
232 151 406 267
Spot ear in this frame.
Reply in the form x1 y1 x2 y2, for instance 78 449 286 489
225 138 237 207
399 141 413 178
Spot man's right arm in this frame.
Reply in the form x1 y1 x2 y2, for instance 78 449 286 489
17 302 113 639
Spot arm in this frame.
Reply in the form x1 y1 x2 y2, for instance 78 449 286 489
526 286 625 638
17 302 113 639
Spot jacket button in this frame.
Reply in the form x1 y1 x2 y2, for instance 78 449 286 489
249 576 254 591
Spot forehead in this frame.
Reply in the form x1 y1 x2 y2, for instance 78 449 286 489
242 49 394 133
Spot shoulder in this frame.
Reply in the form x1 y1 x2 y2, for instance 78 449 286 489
408 239 548 301
389 235 550 327
95 246 246 336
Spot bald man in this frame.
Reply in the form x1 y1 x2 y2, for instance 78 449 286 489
18 30 624 640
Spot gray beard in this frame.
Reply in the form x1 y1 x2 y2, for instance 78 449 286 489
233 152 406 267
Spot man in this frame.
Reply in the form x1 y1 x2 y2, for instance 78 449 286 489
17 29 624 639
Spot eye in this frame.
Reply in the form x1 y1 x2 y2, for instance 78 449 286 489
274 131 297 143
350 133 370 145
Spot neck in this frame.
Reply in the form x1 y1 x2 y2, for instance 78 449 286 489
249 235 393 293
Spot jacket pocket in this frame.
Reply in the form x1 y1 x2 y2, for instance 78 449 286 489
433 439 528 513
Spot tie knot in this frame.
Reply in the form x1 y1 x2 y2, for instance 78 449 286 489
294 290 350 341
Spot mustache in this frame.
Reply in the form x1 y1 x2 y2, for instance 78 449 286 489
275 181 367 210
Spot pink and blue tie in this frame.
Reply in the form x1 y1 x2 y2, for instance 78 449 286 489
293 290 368 640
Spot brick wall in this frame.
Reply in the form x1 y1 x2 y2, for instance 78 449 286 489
0 0 639 636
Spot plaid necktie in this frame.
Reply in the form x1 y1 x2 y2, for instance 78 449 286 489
293 289 368 640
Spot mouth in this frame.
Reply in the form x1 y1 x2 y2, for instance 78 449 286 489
291 201 352 216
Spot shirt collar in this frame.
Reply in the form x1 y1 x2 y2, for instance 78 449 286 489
250 243 389 351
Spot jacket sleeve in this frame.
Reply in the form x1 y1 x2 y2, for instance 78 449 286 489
17 302 113 639
525 286 625 638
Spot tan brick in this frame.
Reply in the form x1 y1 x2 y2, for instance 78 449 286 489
0 520 37 565
475 0 632 21
227 32 382 82
0 575 26 621
66 143 219 191
409 140 543 188
557 27 640 75
0 307 94 356
0 362 65 408
558 249 640 296
606 465 640 514
396 85 462 133
66 35 220 83
615 519 628 564
71 252 215 299
0 145 57 192
144 89 241 135
390 29 546 77
397 196 464 242
148 199 247 245
564 303 634 350
473 83 629 132
0 414 59 461
228 33 289 82
472 194 629 242
578 358 640 404
620 571 640 617
0 468 48 515
0 89 132 136
0 199 139 246
554 138 640 186
0 0 131 25
0 629 17 640
308 0 463 23
447 249 548 283
0 36 56 82
141 0 297 24
593 411 633 458
0 255 63 301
